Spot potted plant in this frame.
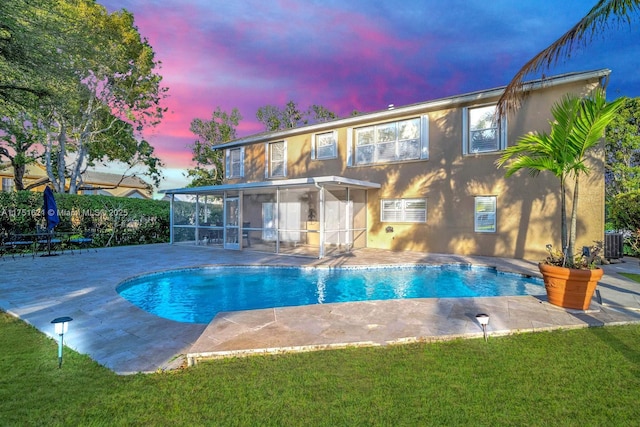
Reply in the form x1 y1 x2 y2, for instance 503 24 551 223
497 88 623 310
538 243 603 310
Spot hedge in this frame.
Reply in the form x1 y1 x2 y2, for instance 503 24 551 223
0 191 170 247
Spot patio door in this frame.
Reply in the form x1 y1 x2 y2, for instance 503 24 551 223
224 197 240 249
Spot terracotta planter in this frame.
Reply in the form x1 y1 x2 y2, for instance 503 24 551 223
538 263 604 310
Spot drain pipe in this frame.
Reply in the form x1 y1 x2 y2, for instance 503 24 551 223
314 182 324 259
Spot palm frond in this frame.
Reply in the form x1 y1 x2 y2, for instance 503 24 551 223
496 0 640 117
497 89 623 260
566 89 624 173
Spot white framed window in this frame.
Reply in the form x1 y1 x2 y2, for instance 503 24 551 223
312 131 337 160
381 198 427 223
475 196 496 233
2 178 14 192
462 104 507 154
225 147 245 178
350 116 429 166
265 140 287 178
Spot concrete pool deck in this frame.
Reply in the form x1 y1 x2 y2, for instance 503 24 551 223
2 243 640 374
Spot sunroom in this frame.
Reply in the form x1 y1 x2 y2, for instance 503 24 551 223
164 176 380 258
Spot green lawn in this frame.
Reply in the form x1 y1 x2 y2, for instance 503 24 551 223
620 272 640 283
1 311 640 426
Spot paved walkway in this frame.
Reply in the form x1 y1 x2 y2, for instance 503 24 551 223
2 244 640 374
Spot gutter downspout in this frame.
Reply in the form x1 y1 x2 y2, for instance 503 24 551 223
275 188 280 255
169 194 174 244
315 182 325 259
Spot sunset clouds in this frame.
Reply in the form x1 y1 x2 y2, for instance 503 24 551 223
99 0 640 191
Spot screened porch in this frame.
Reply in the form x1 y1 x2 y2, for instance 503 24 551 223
164 176 380 258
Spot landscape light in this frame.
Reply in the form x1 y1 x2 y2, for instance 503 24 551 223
51 316 73 368
476 313 490 342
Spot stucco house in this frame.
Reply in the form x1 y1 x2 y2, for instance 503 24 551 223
0 164 152 199
164 69 610 260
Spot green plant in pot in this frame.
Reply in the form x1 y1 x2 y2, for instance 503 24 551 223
497 88 623 309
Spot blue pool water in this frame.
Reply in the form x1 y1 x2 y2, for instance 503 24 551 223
117 265 544 324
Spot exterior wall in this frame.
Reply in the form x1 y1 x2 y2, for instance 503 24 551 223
0 165 151 198
223 73 606 261
0 167 48 193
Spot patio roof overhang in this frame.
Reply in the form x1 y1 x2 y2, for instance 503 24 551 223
162 175 381 196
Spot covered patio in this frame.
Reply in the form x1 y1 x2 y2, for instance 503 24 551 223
164 176 380 258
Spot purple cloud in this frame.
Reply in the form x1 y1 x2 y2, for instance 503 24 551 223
98 0 640 189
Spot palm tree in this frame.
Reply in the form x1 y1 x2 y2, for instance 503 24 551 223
496 0 640 118
496 89 623 266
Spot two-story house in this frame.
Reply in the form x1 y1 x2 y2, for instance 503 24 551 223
165 69 609 260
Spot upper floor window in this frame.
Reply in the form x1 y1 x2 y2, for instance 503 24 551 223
381 198 427 223
462 104 507 154
225 147 245 178
266 140 287 178
2 178 14 192
349 116 429 166
312 131 337 160
474 196 496 233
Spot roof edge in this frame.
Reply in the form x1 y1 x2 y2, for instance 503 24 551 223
161 175 381 195
217 69 611 149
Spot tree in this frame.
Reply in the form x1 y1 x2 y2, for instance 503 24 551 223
1 1 167 194
256 101 306 131
255 104 283 132
187 107 242 187
497 89 623 265
605 97 640 198
256 101 337 131
497 0 640 117
0 0 75 187
308 104 337 123
609 190 640 231
41 2 167 193
0 0 60 108
0 111 44 190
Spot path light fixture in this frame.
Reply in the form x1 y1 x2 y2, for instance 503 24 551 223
51 316 73 368
476 313 490 342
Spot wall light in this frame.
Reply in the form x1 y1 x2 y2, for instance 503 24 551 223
51 316 73 368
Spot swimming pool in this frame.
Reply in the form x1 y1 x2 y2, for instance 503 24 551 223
117 264 544 324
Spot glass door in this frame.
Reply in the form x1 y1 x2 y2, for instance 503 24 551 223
224 197 239 249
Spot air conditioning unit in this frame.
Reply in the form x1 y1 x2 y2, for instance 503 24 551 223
604 233 624 260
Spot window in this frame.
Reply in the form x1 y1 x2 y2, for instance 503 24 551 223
312 131 337 160
82 186 112 196
462 104 507 154
225 147 244 178
475 196 496 233
2 178 14 192
381 198 427 223
266 141 287 178
350 116 428 166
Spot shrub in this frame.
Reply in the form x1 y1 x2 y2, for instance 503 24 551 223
608 191 640 256
609 191 640 232
0 191 170 246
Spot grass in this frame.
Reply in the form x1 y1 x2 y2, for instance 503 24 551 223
2 311 640 426
620 272 640 283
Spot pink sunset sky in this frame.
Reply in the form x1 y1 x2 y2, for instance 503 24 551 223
98 0 640 193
